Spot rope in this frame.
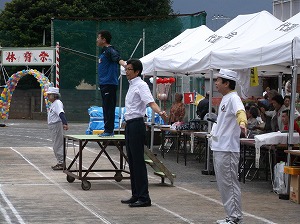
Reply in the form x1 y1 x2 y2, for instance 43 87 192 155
60 46 98 62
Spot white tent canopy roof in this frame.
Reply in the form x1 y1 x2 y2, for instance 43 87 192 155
140 25 214 75
152 10 282 74
208 11 300 70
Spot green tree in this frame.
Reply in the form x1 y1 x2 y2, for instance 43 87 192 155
0 0 174 88
0 0 206 90
0 0 173 47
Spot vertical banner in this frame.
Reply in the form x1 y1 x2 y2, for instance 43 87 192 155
184 92 195 104
250 67 259 87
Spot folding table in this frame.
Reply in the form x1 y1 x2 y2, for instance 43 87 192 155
63 134 130 190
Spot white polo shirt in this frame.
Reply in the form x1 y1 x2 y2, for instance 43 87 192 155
124 76 154 121
47 99 64 125
211 91 245 152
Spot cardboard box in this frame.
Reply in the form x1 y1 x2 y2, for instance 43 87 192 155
284 166 300 175
92 130 104 135
290 175 300 204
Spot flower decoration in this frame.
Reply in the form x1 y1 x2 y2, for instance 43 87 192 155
0 69 52 119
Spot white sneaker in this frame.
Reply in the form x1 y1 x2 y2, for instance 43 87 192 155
216 218 229 224
216 218 243 224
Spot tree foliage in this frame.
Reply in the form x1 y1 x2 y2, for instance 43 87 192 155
0 0 173 47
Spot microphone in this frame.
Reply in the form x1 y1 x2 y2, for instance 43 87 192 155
207 118 217 124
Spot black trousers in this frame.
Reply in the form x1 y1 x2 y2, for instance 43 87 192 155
100 84 117 133
125 118 150 201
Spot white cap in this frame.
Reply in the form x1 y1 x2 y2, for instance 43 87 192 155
216 69 238 81
46 87 60 94
215 68 250 99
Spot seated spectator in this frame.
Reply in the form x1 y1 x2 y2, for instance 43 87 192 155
281 109 300 134
271 94 286 132
169 93 185 124
285 79 291 96
259 89 279 132
283 95 300 120
258 92 269 107
246 106 265 137
196 91 209 120
247 106 259 130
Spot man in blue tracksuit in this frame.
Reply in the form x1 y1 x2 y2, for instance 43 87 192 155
96 30 126 137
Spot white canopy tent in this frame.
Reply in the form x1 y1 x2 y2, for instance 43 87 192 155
152 11 282 74
204 11 300 147
207 12 300 70
139 25 215 151
141 25 214 75
140 11 284 151
139 10 300 181
203 12 300 195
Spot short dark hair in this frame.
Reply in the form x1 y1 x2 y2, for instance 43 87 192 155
175 92 183 101
221 77 236 90
249 106 259 118
284 95 291 100
268 89 279 99
272 94 284 106
127 58 143 76
98 30 112 44
282 109 290 116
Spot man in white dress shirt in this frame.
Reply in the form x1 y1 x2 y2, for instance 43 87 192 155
121 58 167 208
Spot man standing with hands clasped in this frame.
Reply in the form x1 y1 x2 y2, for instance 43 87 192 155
96 30 126 137
121 58 167 207
46 87 68 171
211 69 247 224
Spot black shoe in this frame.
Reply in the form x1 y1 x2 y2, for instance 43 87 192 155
129 200 151 207
51 163 64 170
121 197 138 204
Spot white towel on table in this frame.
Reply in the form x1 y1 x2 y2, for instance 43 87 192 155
254 132 300 168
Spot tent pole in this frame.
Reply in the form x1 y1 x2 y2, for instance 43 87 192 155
278 72 283 96
203 69 214 175
288 63 298 144
208 69 213 133
150 72 157 151
287 40 299 198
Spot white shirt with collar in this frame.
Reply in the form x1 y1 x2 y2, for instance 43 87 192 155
124 76 154 121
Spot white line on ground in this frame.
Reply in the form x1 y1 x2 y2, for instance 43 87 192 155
10 147 112 224
55 146 196 224
7 146 278 224
0 197 13 224
0 184 25 224
176 186 277 224
76 145 278 224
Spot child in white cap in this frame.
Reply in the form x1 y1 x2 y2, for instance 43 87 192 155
46 87 68 170
212 69 247 224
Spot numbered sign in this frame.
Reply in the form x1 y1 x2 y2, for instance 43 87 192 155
184 92 195 104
